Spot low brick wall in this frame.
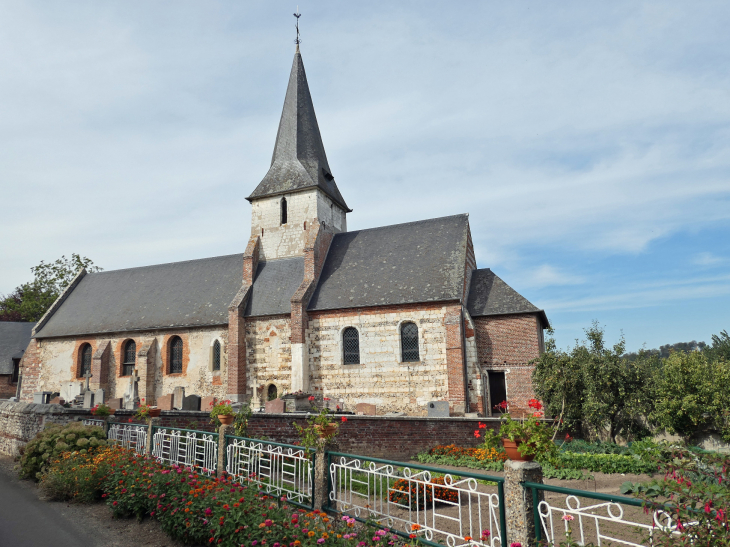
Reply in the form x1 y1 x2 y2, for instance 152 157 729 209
1 401 504 460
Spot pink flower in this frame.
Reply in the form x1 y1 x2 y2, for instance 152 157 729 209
317 540 325 545
562 514 574 522
510 543 522 547
205 508 213 516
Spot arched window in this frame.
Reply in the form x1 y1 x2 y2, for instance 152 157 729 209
267 384 278 401
170 336 183 374
212 340 221 372
343 327 360 364
281 197 287 224
122 340 136 376
80 344 92 377
401 322 419 362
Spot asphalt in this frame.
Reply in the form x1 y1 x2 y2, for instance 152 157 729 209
0 461 99 547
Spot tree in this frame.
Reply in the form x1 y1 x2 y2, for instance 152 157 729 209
0 254 102 322
705 330 730 362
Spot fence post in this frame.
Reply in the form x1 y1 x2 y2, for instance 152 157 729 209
217 424 232 477
146 417 160 456
313 448 327 510
504 460 544 547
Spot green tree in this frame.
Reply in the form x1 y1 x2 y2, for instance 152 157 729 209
652 349 730 442
705 330 730 362
0 254 102 322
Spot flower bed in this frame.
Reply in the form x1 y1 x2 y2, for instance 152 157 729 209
388 476 458 509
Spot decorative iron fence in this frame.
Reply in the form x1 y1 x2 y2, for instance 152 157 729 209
108 422 148 455
327 452 507 547
523 482 685 546
225 435 315 508
152 426 218 475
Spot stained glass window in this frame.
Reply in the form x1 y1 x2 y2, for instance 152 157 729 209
80 344 92 377
401 322 419 362
122 340 136 376
212 340 221 372
343 327 360 364
170 336 183 374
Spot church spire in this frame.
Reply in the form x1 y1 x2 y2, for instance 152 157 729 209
247 48 351 212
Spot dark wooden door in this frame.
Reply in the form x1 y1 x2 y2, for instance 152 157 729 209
487 371 507 415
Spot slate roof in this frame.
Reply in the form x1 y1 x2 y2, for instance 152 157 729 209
34 254 246 339
467 269 549 328
245 257 304 317
308 214 470 311
0 322 35 375
247 50 350 212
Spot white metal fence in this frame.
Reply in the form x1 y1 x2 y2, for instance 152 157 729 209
226 437 313 506
328 454 504 547
108 423 148 455
82 418 106 427
537 494 687 546
152 427 218 475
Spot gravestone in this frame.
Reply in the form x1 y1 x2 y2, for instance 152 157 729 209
355 403 376 416
83 390 95 409
157 394 174 411
182 394 201 411
173 387 186 410
60 382 82 402
82 369 93 392
49 397 65 405
201 396 217 412
33 392 51 404
265 398 286 413
95 388 105 405
107 398 123 410
427 401 450 417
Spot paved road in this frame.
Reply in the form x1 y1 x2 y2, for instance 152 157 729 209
0 461 98 547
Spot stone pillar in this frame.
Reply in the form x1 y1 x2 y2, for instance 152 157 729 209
146 417 160 456
137 339 158 406
444 305 466 414
90 341 111 392
217 423 233 477
504 460 544 547
313 449 328 510
227 286 250 403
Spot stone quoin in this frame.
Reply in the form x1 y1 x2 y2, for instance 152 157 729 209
15 46 549 417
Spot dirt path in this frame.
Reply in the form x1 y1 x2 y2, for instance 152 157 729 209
0 456 189 547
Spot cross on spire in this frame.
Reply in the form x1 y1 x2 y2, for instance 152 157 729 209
294 8 301 49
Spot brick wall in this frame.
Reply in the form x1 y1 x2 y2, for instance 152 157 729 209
473 314 542 417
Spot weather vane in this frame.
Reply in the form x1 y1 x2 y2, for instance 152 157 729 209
294 7 301 46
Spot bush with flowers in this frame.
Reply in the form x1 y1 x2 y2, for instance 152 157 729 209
209 399 235 427
90 403 113 417
388 476 459 509
19 422 108 480
40 446 118 502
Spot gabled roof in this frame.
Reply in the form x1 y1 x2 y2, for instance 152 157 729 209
467 269 549 328
308 214 470 311
0 322 35 375
245 257 304 317
34 254 245 339
247 50 350 212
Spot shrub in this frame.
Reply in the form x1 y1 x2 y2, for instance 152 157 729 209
39 447 117 502
20 422 107 480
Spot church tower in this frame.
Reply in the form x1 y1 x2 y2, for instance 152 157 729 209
247 48 351 261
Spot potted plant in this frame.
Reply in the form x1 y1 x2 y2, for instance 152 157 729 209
210 399 235 426
90 403 114 418
496 399 557 461
294 408 342 449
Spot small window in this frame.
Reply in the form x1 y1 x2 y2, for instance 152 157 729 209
343 327 360 364
401 322 419 362
80 344 92 377
281 197 287 225
122 340 136 376
267 384 278 401
212 340 221 372
170 336 183 374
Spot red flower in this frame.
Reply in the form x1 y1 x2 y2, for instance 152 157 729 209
341 416 347 422
473 431 481 438
478 422 486 429
128 418 133 423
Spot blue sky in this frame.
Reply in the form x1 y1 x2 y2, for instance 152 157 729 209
1 1 728 352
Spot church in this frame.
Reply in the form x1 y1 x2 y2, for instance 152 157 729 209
18 47 549 417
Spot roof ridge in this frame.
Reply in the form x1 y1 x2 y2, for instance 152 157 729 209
86 253 244 276
337 213 469 237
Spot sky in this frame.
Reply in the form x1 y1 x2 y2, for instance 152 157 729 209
1 1 729 352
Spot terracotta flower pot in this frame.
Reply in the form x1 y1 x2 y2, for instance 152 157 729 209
314 424 337 438
218 414 235 425
501 438 535 462
148 408 162 418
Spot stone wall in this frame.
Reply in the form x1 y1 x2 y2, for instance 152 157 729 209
245 316 293 406
251 189 347 261
21 325 228 404
307 303 453 415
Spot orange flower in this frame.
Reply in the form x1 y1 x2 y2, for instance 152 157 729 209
464 537 472 541
411 524 421 531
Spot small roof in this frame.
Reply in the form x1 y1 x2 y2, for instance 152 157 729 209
0 322 35 375
247 50 350 212
308 214 470 311
34 254 245 338
245 257 305 317
467 269 549 328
